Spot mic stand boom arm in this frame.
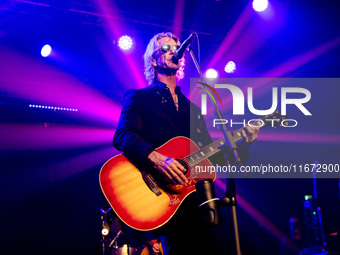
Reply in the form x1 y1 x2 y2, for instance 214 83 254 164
187 45 244 167
187 44 243 255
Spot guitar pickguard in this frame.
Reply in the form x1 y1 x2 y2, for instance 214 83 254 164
168 194 181 206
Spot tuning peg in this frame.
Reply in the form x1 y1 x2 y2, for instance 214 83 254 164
282 121 288 127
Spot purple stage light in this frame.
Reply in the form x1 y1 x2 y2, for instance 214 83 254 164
225 61 236 73
1 47 122 124
0 122 116 152
252 0 268 12
41 44 52 57
215 179 285 241
95 0 146 88
118 35 133 51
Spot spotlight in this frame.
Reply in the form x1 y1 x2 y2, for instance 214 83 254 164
305 195 312 201
29 104 78 112
101 216 112 236
252 0 268 12
41 44 52 57
225 61 236 73
205 69 218 80
118 35 133 51
101 224 110 236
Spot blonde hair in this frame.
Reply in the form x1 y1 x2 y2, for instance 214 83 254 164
143 32 185 85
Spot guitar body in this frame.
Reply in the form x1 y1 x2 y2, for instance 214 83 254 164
100 111 284 231
99 136 215 231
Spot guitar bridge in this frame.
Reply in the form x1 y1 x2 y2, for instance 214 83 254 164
141 171 162 196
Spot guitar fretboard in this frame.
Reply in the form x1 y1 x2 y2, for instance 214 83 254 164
184 114 281 167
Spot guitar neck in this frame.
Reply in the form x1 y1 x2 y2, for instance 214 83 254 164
185 117 268 167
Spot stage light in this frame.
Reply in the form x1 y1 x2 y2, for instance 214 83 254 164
41 44 52 57
0 101 13 105
305 195 312 201
252 0 268 12
101 226 109 236
29 104 78 112
101 215 112 236
225 61 236 73
118 35 133 51
205 69 218 79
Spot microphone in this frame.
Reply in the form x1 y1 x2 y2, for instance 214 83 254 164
195 179 222 228
173 33 196 60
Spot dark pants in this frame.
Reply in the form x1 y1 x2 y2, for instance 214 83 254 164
164 193 217 255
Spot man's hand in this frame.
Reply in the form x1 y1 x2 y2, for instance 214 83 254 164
151 242 161 255
241 125 259 144
146 239 162 255
148 151 188 185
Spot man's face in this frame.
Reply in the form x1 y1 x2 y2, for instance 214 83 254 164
153 37 181 71
289 218 301 239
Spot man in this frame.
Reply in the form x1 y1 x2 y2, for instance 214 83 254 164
113 32 259 255
280 216 307 255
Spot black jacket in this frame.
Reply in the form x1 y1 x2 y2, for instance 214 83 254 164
113 81 212 165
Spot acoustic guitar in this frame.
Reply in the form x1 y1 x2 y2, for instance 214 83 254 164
100 111 285 231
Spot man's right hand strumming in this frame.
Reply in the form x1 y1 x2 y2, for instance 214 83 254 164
148 151 188 185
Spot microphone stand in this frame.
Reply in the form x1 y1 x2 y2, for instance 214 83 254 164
188 45 243 255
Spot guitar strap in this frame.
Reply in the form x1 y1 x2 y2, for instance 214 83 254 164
141 170 162 196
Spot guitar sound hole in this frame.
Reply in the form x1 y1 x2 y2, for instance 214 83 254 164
176 159 189 175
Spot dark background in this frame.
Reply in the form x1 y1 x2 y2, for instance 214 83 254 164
1 0 340 254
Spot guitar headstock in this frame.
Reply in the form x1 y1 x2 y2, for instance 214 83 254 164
261 109 288 129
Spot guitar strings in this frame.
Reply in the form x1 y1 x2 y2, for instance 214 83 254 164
175 158 214 179
175 158 203 179
173 113 283 181
176 158 196 179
